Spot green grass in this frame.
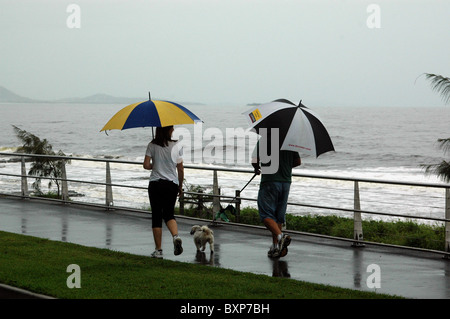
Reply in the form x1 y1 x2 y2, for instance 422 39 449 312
0 231 400 299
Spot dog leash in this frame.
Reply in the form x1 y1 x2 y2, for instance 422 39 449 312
229 172 257 204
212 173 258 223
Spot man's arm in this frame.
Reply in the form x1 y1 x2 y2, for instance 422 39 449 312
252 156 261 175
292 154 301 168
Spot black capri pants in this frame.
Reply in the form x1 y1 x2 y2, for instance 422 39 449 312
148 179 178 228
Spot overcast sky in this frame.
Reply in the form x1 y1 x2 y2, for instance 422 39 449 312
1 0 449 107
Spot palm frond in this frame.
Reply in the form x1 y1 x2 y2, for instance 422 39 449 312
425 73 450 105
437 138 450 155
423 161 450 183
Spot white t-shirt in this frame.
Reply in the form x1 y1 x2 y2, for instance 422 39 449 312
145 141 183 185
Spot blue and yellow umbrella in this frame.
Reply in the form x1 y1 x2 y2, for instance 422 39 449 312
100 98 202 132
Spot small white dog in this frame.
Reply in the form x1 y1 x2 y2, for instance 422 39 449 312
190 225 214 253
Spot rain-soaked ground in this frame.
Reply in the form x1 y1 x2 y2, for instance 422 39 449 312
1 196 450 299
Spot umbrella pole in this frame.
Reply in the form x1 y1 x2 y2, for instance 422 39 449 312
149 91 154 139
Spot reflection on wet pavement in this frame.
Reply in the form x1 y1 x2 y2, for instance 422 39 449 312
1 197 450 299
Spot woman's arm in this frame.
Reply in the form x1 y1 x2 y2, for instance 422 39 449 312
176 162 184 195
143 155 153 170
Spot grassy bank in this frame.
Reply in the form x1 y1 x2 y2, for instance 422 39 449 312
179 207 446 252
0 231 399 299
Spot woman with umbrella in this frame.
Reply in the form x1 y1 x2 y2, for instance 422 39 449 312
101 96 202 258
144 125 184 258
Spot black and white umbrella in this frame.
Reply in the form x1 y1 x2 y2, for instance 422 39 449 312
243 99 335 157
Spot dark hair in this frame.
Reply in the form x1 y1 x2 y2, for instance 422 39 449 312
151 126 176 147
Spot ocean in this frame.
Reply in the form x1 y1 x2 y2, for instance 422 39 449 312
0 103 449 224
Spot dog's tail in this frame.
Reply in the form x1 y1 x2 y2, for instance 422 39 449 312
201 226 213 236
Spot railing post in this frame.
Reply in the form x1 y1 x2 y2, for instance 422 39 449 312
197 190 204 211
212 170 220 217
352 181 365 247
20 157 28 198
105 161 114 209
445 188 450 258
235 190 241 223
61 160 69 202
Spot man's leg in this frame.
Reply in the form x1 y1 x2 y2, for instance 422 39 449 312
258 182 282 257
275 182 291 257
263 218 283 243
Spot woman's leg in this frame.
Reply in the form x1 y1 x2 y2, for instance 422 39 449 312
148 182 163 250
162 181 179 234
166 219 178 237
152 227 162 250
161 181 182 255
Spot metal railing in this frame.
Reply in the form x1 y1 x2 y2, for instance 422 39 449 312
1 152 449 258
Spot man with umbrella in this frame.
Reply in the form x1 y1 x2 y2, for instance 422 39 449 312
252 133 301 258
245 99 334 258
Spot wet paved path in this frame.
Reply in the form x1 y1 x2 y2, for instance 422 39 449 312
1 196 449 299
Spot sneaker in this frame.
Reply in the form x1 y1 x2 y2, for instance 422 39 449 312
279 246 288 258
267 246 279 258
173 237 183 256
151 249 163 259
278 234 291 257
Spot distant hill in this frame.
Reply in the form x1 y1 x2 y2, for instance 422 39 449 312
0 86 144 104
54 94 144 104
0 86 205 105
0 86 39 103
246 103 262 106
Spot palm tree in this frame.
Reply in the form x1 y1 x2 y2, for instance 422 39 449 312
13 125 70 196
423 74 450 183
